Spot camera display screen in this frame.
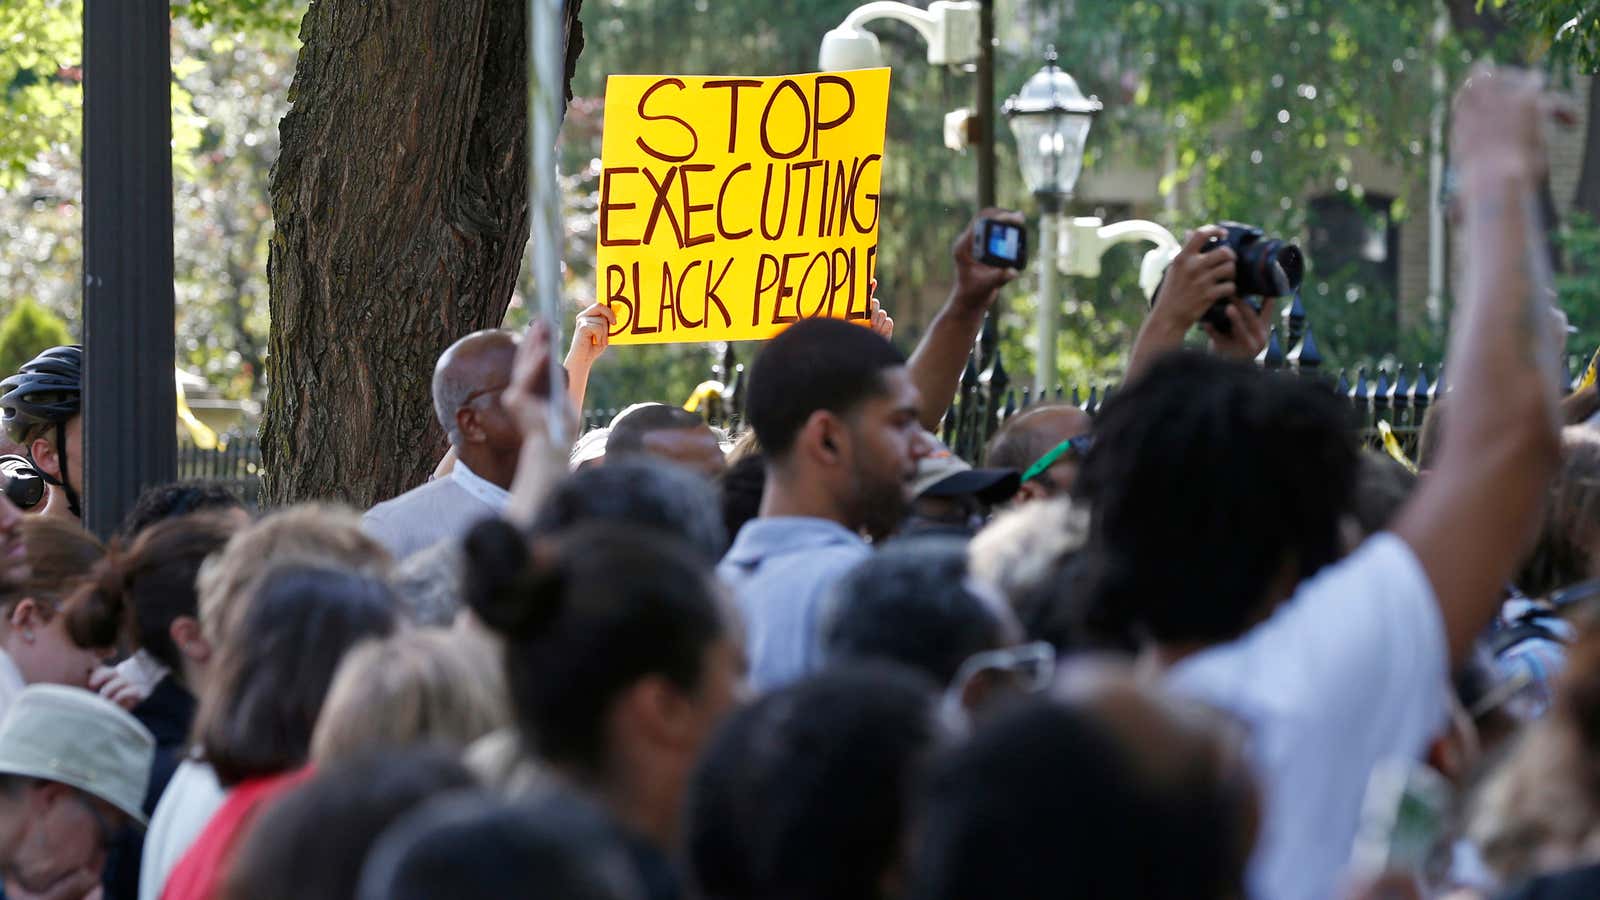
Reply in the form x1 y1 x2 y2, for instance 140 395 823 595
986 224 1022 263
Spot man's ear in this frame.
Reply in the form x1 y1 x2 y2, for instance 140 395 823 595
455 407 486 445
169 617 211 665
29 436 60 480
796 411 847 467
1015 480 1049 504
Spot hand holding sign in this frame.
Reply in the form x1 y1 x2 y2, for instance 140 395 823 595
597 69 892 345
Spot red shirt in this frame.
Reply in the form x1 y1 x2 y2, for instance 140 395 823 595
161 767 314 900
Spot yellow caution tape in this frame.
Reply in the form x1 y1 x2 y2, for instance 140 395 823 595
175 370 220 450
1578 346 1600 393
1377 420 1418 475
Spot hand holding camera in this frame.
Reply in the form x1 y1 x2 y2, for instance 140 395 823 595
1148 221 1303 361
949 209 1026 315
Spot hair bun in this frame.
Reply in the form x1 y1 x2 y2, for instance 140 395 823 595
64 553 132 650
462 519 566 640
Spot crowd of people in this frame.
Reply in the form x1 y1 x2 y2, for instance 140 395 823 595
0 66 1590 900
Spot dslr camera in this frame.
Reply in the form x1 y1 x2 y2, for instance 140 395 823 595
1198 222 1305 333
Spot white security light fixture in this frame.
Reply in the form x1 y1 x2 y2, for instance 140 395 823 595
818 1 982 72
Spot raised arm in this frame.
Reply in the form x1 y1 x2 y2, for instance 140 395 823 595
563 302 615 417
906 209 1022 431
1393 67 1565 663
503 320 577 526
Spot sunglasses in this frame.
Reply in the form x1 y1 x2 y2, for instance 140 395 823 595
1020 434 1095 484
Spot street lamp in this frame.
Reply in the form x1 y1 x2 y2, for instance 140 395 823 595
1003 47 1101 397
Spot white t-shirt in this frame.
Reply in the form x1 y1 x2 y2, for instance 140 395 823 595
139 758 226 900
1165 534 1449 900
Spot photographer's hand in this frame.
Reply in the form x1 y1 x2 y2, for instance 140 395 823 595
1204 296 1277 362
906 208 1025 430
1127 225 1235 380
1153 226 1236 326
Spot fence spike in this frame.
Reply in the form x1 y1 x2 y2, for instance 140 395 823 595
1288 324 1322 370
1285 289 1307 347
1262 325 1285 369
1412 365 1431 412
960 353 980 390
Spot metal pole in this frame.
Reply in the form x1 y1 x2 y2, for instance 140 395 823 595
528 0 568 443
82 0 177 536
1035 201 1060 398
975 0 996 208
1426 3 1448 328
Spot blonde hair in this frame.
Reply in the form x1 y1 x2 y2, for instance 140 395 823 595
196 504 391 646
1469 631 1600 881
967 497 1090 610
310 627 507 764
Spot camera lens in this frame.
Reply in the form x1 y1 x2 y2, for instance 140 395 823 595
1250 241 1304 297
0 455 44 511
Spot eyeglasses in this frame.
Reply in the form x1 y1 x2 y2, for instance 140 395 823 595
950 641 1057 696
458 383 510 410
1020 433 1095 484
939 641 1058 732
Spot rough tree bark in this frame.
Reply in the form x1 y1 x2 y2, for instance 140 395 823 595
1574 81 1600 223
263 0 584 507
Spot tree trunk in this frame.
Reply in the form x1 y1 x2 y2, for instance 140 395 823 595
263 0 584 507
1574 79 1600 224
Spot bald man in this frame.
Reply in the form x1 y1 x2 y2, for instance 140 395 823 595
362 330 523 560
984 405 1093 502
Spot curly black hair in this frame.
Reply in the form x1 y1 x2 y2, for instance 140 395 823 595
1075 352 1357 646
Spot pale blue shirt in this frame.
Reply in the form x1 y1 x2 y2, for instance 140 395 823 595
361 461 507 562
718 517 870 691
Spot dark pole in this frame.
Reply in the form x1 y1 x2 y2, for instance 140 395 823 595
975 0 997 207
974 0 1001 368
82 0 177 536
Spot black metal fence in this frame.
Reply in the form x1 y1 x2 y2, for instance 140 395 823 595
671 301 1585 467
176 435 263 508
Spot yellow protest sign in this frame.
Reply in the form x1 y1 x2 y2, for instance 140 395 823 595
596 69 891 345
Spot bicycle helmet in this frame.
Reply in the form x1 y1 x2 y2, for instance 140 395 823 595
1 345 82 442
0 345 83 517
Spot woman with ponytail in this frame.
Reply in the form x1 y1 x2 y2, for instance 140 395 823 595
463 518 745 900
66 514 240 811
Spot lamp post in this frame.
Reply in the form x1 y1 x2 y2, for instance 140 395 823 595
1003 48 1100 398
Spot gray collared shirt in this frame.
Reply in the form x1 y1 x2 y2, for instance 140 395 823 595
718 516 870 691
